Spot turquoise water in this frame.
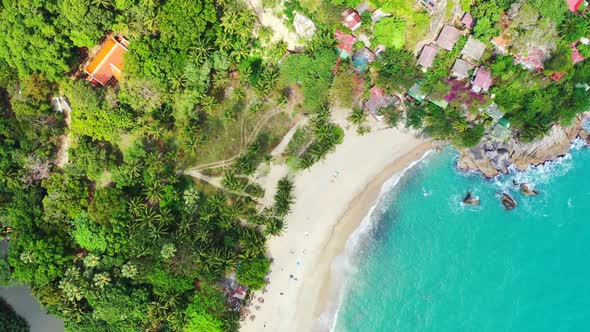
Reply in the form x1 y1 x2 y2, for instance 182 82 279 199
333 143 590 332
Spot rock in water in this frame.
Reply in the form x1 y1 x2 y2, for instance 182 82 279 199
463 192 480 206
520 183 538 196
501 193 517 210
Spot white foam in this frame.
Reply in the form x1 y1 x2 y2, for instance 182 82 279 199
318 149 435 332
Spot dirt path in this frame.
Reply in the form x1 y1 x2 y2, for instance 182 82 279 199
243 0 301 50
181 169 224 190
54 97 72 168
270 117 307 157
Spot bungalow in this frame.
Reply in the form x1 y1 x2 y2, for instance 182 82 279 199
491 35 511 55
85 35 128 86
436 25 461 51
461 36 486 62
335 30 356 59
451 59 470 80
471 67 492 93
461 12 474 28
365 86 391 119
84 36 129 86
567 0 588 14
571 43 585 64
342 8 362 31
353 48 376 73
417 44 438 70
417 0 437 14
491 118 512 141
514 48 546 71
407 82 427 103
482 102 503 122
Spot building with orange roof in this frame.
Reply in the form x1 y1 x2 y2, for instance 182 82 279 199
85 35 129 86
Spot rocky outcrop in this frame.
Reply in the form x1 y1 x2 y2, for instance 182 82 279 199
462 192 480 205
458 113 588 177
500 193 517 210
520 183 538 196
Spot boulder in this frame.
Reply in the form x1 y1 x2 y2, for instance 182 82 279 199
520 183 538 196
579 129 589 140
462 192 480 206
500 193 517 210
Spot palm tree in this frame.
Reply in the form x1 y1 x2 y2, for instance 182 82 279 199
222 171 243 192
144 180 164 204
136 206 160 226
128 196 146 217
91 0 111 9
190 38 213 64
264 216 287 236
298 153 316 170
181 135 200 157
148 222 169 241
234 155 255 176
348 108 367 126
199 95 217 115
169 73 187 92
215 34 233 53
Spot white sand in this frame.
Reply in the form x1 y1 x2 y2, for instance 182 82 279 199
241 112 433 331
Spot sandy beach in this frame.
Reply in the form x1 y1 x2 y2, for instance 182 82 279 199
241 111 434 332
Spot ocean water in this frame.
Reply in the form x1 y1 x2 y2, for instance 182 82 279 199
332 142 590 332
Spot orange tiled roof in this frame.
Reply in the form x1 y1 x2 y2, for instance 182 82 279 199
85 37 128 86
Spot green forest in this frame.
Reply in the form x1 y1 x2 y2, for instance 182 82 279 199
0 0 588 331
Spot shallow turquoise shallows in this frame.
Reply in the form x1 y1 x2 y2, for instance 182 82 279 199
334 144 590 332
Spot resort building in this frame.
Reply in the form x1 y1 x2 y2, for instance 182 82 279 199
84 35 128 86
491 118 512 141
461 36 486 62
365 86 391 119
335 30 356 59
451 59 470 80
482 102 503 122
407 82 426 103
436 25 461 51
514 48 546 71
491 35 511 55
352 48 376 73
461 12 474 28
417 44 438 70
471 67 492 93
342 8 362 31
416 0 437 14
567 0 588 14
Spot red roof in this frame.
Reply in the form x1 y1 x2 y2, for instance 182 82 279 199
571 43 585 64
472 67 492 92
515 48 545 70
85 36 128 86
335 30 356 58
365 86 389 114
567 0 584 12
342 9 362 31
550 72 566 82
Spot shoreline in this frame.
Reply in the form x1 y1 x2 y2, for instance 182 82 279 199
241 116 434 332
311 144 435 331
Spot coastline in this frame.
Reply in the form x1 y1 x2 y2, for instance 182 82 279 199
313 146 435 332
241 112 434 332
